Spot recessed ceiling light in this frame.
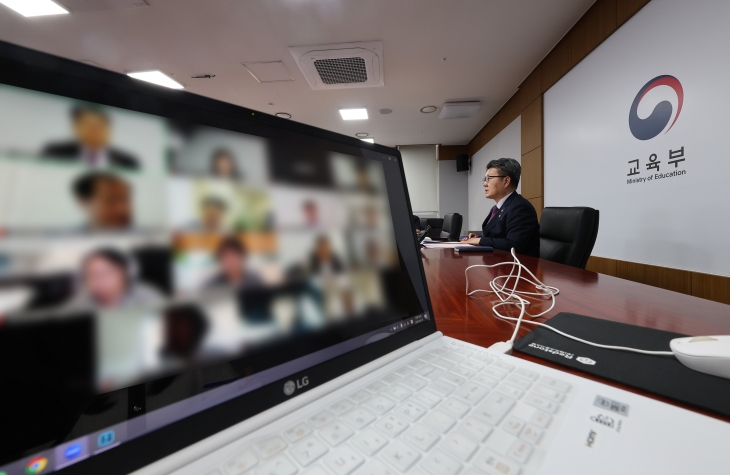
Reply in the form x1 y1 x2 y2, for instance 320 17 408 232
275 112 292 119
127 70 184 89
339 108 368 120
420 106 438 114
379 108 393 115
0 0 68 17
355 133 369 137
360 138 375 143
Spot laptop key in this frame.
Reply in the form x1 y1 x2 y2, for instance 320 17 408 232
354 460 398 475
473 448 521 475
381 440 420 472
421 449 462 475
308 410 336 428
290 436 328 466
342 407 376 430
413 390 442 408
497 383 524 399
420 353 438 363
502 416 526 436
256 455 297 475
433 358 456 370
539 376 571 393
428 379 457 397
441 432 479 461
330 399 355 416
365 381 387 393
348 389 372 404
481 367 507 380
350 428 387 456
255 436 287 459
454 383 489 404
532 384 564 403
524 394 559 414
324 446 364 475
492 361 515 372
529 411 552 428
461 360 485 371
283 423 312 443
505 375 532 391
394 400 427 422
401 375 428 391
472 374 499 388
374 414 409 437
520 424 543 445
423 410 457 434
381 373 401 385
223 449 258 475
440 373 466 387
319 421 354 447
459 417 493 442
383 384 413 402
514 368 539 381
507 439 534 464
364 395 396 415
474 392 516 426
441 397 470 418
403 424 440 451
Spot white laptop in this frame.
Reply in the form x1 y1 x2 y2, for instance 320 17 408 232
0 40 728 475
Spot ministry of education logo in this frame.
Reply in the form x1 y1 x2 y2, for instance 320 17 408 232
628 75 683 140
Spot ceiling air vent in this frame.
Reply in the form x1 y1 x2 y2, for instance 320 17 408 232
289 41 384 90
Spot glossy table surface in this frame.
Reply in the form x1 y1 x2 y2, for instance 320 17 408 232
420 247 730 421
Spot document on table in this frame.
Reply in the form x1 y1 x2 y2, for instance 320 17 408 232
421 241 467 249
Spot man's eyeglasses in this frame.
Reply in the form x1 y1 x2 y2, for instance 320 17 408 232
482 175 506 183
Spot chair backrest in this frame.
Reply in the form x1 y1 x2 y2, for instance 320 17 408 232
440 213 463 240
539 207 599 269
412 214 420 231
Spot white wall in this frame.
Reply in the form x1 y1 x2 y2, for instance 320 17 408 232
400 144 438 214
467 117 521 231
544 0 730 277
437 159 468 229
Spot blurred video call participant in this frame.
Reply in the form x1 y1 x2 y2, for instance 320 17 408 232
73 171 133 230
187 196 228 232
65 248 165 309
41 105 140 170
160 305 209 361
206 236 262 289
302 200 320 227
210 149 241 180
310 235 344 275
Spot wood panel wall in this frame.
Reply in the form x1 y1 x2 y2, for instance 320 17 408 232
586 257 730 306
438 145 468 161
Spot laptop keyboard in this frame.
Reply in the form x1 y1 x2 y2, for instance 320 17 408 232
217 345 573 475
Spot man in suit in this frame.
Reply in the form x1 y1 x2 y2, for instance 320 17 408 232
41 105 140 170
461 157 540 257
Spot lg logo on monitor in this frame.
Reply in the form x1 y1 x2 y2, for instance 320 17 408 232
283 376 310 396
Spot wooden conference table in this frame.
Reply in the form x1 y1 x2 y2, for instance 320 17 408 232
420 247 730 422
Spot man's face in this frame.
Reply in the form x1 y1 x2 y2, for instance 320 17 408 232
483 167 509 200
201 203 225 230
84 178 132 229
74 112 111 151
83 256 127 307
219 249 243 281
303 203 318 226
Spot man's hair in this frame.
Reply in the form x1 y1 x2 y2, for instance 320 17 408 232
201 196 227 210
486 158 521 189
82 248 132 285
164 304 209 347
72 171 127 201
71 104 110 123
215 236 247 258
210 148 241 178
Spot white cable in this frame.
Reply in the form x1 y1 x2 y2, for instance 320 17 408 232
465 248 674 356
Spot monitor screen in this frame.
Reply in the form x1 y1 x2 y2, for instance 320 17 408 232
0 42 434 474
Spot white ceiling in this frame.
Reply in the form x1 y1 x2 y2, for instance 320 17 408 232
0 0 594 147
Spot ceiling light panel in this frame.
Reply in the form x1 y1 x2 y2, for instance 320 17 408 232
243 61 293 83
360 138 375 143
339 108 368 120
0 0 68 17
438 101 482 119
59 0 149 12
127 70 184 89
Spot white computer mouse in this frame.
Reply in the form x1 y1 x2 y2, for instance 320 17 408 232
670 336 730 379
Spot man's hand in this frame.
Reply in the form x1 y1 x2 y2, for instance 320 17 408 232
461 237 482 245
460 232 479 243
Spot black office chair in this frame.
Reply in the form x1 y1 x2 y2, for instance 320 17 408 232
420 217 443 238
539 207 599 269
412 214 421 231
440 213 463 241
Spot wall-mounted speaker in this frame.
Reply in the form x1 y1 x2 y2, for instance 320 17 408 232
456 154 469 172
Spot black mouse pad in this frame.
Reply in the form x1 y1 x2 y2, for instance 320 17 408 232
513 312 730 418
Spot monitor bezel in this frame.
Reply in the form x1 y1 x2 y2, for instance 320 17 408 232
0 40 438 475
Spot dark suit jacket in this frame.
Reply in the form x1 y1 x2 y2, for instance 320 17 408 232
479 192 540 257
41 142 140 170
